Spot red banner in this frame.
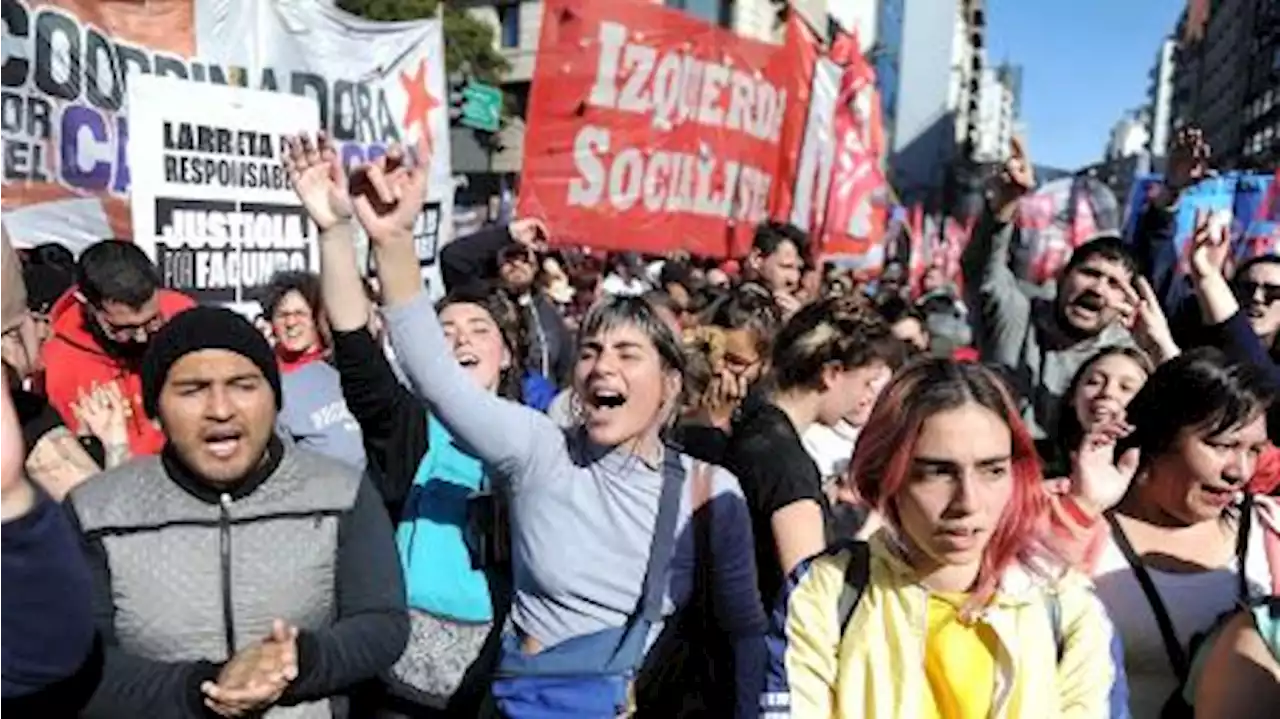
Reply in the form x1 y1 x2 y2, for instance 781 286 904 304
767 14 822 237
517 0 813 258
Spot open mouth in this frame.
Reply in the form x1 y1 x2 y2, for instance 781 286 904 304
203 429 244 459
457 353 480 368
586 388 628 410
1072 293 1106 313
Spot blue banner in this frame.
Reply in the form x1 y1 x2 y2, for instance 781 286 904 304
1122 171 1279 313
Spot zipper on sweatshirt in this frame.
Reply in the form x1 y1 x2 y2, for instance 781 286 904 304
219 493 237 658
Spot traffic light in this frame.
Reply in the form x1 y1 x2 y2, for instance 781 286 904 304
448 73 466 124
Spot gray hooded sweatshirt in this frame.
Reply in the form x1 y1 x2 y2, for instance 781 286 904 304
962 209 1134 440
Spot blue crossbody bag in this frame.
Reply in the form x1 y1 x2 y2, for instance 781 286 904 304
490 450 686 718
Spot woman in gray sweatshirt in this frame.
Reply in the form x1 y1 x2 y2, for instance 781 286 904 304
322 143 768 716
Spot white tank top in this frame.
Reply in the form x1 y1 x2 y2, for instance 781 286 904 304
1092 508 1273 718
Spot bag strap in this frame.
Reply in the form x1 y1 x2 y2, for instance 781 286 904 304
1047 592 1064 665
836 541 872 635
690 462 714 587
638 448 688 624
1236 493 1255 601
1105 512 1189 681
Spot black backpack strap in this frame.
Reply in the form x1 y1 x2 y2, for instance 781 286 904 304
1236 493 1255 601
1105 512 1189 681
836 541 872 634
1046 592 1064 664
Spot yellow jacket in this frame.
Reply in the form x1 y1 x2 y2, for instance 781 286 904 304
761 533 1130 719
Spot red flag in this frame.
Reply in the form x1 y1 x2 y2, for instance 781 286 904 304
817 27 887 260
766 13 823 239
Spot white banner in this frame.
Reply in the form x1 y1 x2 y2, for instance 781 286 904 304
127 76 319 310
2 0 452 295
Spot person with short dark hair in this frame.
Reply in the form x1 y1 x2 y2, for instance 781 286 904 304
723 296 908 614
67 306 408 718
261 270 328 370
878 296 932 354
263 270 367 471
746 221 808 318
439 219 574 386
40 240 195 456
962 139 1137 441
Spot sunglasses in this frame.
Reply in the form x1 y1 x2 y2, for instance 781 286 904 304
1235 280 1280 305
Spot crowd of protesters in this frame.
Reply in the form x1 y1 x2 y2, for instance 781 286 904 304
2 123 1279 719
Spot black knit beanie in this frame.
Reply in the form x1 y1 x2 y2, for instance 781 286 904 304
142 306 282 418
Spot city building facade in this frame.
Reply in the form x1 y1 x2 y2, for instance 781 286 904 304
973 66 1015 163
1146 37 1177 158
1171 0 1279 168
889 0 985 214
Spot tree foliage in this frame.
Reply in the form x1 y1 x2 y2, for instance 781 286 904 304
337 0 511 84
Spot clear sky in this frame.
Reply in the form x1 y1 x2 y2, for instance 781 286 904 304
984 0 1185 171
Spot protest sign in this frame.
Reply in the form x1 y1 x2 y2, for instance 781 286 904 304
1123 171 1278 312
518 0 812 258
127 76 318 307
1 0 452 287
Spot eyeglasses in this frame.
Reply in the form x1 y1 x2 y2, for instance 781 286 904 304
1234 280 1280 305
93 309 165 342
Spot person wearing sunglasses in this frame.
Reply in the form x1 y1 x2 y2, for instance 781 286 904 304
1231 257 1280 359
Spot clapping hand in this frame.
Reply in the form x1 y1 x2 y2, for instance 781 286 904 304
202 620 299 717
72 382 129 449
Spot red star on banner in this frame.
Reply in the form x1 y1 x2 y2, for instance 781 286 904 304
400 59 440 158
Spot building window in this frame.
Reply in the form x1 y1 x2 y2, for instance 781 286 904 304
665 0 734 28
499 4 520 48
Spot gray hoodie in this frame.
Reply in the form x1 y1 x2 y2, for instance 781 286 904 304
962 210 1133 440
278 360 367 472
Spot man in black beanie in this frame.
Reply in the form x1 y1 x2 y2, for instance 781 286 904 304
66 306 408 718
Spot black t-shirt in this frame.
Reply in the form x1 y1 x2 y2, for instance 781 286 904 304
722 401 832 611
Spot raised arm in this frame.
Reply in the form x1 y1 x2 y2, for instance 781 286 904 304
1184 209 1280 391
441 218 550 293
347 146 555 477
284 134 428 501
282 133 368 335
962 137 1034 366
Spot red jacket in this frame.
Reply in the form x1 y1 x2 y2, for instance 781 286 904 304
1250 443 1280 496
40 287 195 456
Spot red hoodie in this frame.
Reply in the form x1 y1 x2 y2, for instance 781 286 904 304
40 287 196 456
